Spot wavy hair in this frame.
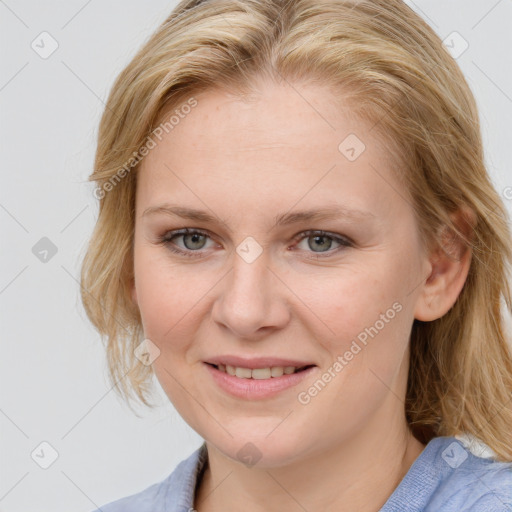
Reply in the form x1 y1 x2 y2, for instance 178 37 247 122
80 0 512 461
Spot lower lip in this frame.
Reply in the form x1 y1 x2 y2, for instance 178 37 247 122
204 363 317 400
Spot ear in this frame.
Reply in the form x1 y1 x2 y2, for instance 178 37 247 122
414 206 476 322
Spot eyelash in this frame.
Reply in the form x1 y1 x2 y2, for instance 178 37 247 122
157 228 353 259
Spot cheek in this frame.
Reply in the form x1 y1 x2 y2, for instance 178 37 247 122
294 266 401 341
133 248 217 356
293 262 414 383
133 251 188 341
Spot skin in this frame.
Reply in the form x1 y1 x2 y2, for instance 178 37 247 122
131 78 472 511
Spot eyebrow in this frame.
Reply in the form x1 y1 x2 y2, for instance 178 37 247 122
142 203 375 230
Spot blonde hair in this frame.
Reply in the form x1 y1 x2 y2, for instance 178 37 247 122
81 0 512 461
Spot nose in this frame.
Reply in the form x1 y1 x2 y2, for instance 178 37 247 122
210 248 291 340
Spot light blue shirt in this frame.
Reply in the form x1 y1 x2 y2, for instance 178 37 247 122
92 436 512 511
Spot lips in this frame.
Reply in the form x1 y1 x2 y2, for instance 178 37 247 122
203 355 317 399
204 359 317 399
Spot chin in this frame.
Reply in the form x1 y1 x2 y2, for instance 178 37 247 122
205 427 308 469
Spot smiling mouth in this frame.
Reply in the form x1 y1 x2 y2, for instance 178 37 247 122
206 363 315 379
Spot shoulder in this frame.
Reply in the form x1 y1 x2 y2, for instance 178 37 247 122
89 443 207 512
425 436 512 512
382 436 512 512
91 479 168 512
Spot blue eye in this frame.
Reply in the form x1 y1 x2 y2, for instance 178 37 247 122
176 231 208 250
295 231 350 253
157 228 352 259
159 228 215 258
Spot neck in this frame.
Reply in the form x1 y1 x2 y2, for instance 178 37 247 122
195 414 426 512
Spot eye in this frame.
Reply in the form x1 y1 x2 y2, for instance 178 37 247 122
293 230 352 256
178 231 208 250
158 228 216 257
157 228 352 259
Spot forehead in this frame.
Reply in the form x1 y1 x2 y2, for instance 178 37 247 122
137 82 405 218
153 82 378 156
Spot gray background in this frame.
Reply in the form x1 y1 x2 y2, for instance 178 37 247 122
1 1 511 510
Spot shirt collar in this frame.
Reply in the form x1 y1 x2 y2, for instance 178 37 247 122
167 442 208 511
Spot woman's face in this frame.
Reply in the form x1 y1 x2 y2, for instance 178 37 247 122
132 80 431 467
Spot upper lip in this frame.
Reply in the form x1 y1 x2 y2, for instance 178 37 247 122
205 355 316 369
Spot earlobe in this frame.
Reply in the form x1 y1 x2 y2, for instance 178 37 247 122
414 207 476 322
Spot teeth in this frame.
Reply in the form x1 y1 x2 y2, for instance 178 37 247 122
271 367 284 377
252 368 271 379
235 367 252 379
216 364 306 379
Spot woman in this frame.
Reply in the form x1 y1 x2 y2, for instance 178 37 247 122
81 0 512 510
